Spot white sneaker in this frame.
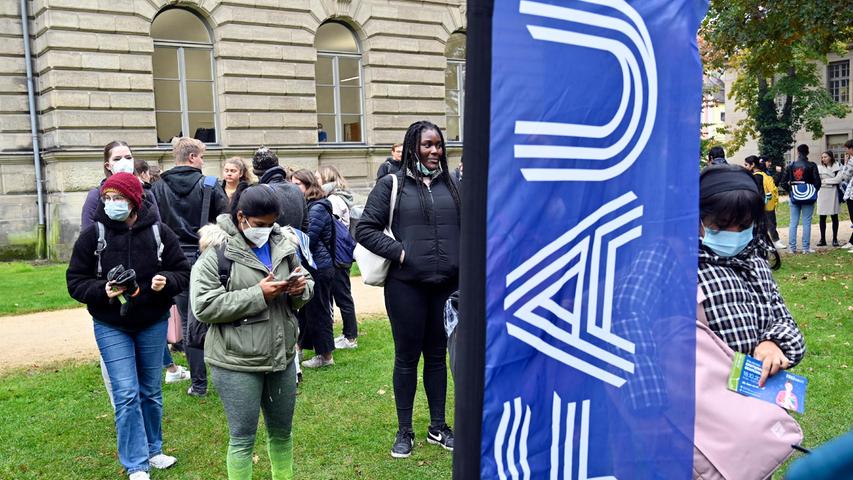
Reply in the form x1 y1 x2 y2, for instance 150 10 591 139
334 336 358 349
773 240 787 250
301 355 334 368
842 242 853 250
164 365 190 384
149 453 177 469
128 472 150 480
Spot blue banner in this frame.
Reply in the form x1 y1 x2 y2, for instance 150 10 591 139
483 1 707 478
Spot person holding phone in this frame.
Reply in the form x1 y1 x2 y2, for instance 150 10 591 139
191 183 313 480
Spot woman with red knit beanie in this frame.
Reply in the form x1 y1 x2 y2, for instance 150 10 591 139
66 173 191 480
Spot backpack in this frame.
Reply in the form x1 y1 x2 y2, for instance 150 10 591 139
319 202 356 268
754 171 778 211
185 244 231 349
94 221 162 279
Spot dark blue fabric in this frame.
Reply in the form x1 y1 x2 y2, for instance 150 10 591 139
251 242 273 271
482 1 705 478
306 199 334 270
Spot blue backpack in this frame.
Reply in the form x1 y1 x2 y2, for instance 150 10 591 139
320 203 356 268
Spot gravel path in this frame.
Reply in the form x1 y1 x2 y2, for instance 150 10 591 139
0 280 386 372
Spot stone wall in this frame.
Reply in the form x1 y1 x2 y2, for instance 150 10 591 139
0 0 466 260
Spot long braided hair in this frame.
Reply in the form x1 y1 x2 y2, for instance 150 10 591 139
394 121 461 222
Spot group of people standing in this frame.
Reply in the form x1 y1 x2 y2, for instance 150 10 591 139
66 120 460 478
713 141 853 254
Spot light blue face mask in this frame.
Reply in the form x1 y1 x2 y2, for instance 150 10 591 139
104 200 131 221
702 224 754 257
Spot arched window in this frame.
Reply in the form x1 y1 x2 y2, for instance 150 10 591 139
315 22 363 143
151 8 217 144
445 33 466 142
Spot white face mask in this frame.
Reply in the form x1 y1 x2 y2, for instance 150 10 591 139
242 218 272 246
112 159 135 174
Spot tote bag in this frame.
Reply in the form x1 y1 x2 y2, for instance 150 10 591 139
354 174 398 286
166 304 182 344
691 291 803 480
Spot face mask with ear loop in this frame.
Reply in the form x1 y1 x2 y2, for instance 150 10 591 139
112 159 135 174
416 161 442 177
701 224 754 257
242 218 273 247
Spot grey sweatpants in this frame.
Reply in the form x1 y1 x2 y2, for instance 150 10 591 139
212 362 297 479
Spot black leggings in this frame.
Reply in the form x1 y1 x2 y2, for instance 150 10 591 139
297 267 335 356
384 276 456 431
332 267 357 339
819 215 839 243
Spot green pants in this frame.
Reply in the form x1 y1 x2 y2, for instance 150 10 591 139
212 362 297 480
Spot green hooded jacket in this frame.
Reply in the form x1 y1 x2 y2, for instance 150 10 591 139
190 214 314 372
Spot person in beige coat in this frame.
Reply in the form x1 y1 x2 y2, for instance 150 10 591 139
816 151 843 247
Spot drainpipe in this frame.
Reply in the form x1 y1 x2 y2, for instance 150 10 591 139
20 0 47 259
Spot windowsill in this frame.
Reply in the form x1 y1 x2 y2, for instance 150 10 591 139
156 143 222 149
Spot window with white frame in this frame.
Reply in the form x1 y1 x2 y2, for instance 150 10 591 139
151 8 217 144
827 134 848 163
315 22 363 143
828 60 850 104
445 33 466 142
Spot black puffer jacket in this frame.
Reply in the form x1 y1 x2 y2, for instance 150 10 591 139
356 170 460 284
306 198 335 271
66 200 190 331
258 166 308 231
151 165 228 247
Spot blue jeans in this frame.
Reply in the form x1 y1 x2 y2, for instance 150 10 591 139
94 318 168 474
163 345 173 368
789 202 815 252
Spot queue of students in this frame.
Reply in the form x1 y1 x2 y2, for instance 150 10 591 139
69 129 827 479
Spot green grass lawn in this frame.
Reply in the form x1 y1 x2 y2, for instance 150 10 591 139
0 252 849 479
771 249 853 454
0 262 80 316
0 315 453 479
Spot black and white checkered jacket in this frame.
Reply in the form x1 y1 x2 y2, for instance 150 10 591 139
698 243 806 366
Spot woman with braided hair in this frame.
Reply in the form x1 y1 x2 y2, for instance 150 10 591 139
356 120 460 458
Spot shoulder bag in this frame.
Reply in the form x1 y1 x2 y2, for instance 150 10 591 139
353 174 398 286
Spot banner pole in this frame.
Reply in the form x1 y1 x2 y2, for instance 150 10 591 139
453 0 493 478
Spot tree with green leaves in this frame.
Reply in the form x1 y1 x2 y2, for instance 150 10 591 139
701 0 853 178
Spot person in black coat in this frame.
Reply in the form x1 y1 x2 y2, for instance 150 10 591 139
290 169 337 369
780 144 822 253
66 173 190 478
356 120 460 458
376 142 404 180
151 137 228 397
252 146 308 231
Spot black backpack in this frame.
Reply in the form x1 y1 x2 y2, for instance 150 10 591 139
184 245 231 349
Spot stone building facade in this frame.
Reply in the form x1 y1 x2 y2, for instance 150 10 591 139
724 48 853 168
0 0 466 259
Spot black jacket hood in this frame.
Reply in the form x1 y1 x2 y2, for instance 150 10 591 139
259 166 288 184
161 165 204 196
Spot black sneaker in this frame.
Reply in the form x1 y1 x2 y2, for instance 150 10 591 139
427 424 454 452
390 429 415 458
